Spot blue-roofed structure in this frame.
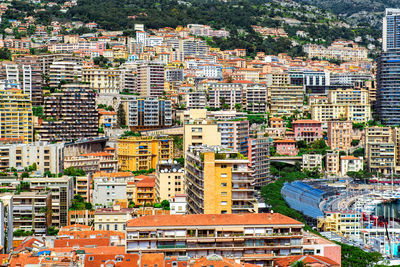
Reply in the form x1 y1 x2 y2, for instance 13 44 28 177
281 181 325 219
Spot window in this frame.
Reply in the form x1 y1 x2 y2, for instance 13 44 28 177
116 257 123 262
221 201 227 205
221 183 227 187
172 262 177 267
88 256 94 261
221 192 227 196
114 224 118 230
221 165 227 168
221 173 227 178
106 224 110 230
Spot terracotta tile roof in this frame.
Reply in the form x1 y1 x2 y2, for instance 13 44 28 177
60 224 92 232
105 147 116 151
40 246 125 255
9 253 39 267
58 230 125 239
274 139 296 143
84 254 141 266
292 119 322 124
81 152 114 157
341 156 361 160
274 255 340 267
127 213 303 227
136 177 155 188
98 109 117 115
270 117 284 121
54 238 110 248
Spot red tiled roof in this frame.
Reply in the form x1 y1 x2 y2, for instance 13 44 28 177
341 156 361 160
54 238 110 248
58 230 125 239
274 255 340 267
136 177 155 188
127 213 303 227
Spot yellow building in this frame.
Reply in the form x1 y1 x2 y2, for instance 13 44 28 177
0 88 33 143
311 103 371 123
318 211 361 238
183 121 221 153
117 136 174 171
185 145 257 214
269 85 304 116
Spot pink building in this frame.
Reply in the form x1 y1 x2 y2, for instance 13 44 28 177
275 139 298 156
292 120 323 143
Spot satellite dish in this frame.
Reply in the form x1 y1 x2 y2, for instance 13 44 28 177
173 168 177 172
168 159 172 163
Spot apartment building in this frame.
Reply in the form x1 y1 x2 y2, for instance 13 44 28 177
269 85 303 116
318 211 362 238
38 84 98 142
64 151 117 173
382 8 400 51
217 120 250 155
93 175 127 207
68 210 95 226
10 191 52 235
0 57 43 105
377 49 400 126
340 156 363 176
186 91 207 109
265 72 290 86
170 194 187 215
208 83 244 110
94 206 133 232
98 109 117 128
365 126 395 174
125 98 172 131
325 151 340 176
327 120 352 151
247 137 270 189
0 142 64 174
275 140 298 156
303 40 368 61
117 136 174 171
75 175 91 203
328 88 369 105
185 145 257 214
155 162 184 200
137 62 165 97
126 213 304 265
183 122 221 153
0 89 33 143
23 177 74 228
302 154 323 172
245 83 268 113
311 104 371 123
48 60 82 87
82 68 122 94
135 177 156 206
292 120 322 143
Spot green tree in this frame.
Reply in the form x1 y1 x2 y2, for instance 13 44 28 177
161 200 170 210
117 103 126 127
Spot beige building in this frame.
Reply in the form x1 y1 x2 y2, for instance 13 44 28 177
328 88 369 105
155 163 184 201
327 120 353 151
94 206 134 232
311 104 371 123
183 122 221 153
0 142 64 174
304 40 368 61
365 126 395 174
75 175 91 203
269 85 303 116
82 68 122 94
325 151 340 176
